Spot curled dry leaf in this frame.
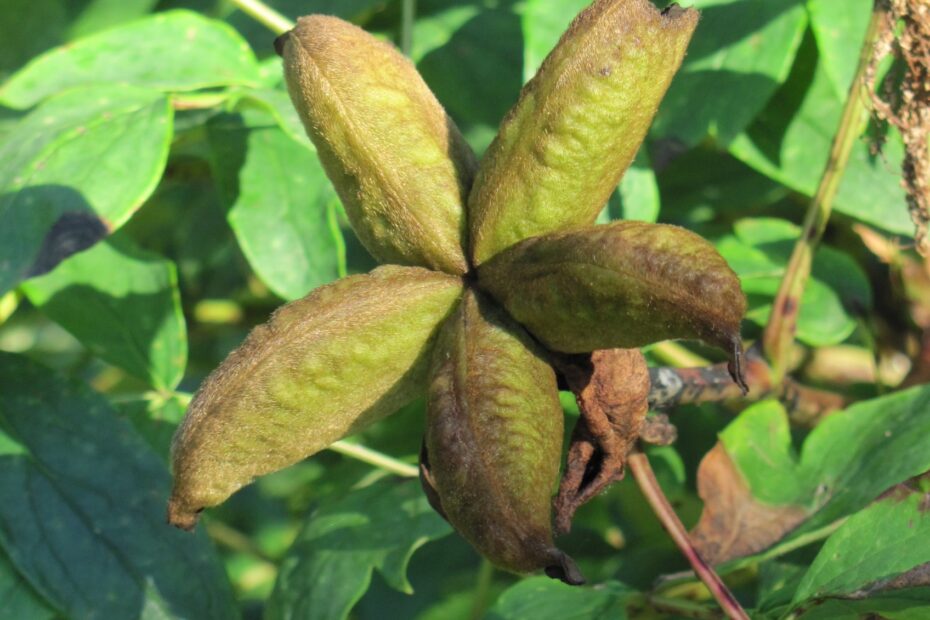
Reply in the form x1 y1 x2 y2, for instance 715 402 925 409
168 266 462 529
468 0 698 265
554 348 651 533
690 444 808 565
479 221 747 386
423 289 583 583
278 15 477 274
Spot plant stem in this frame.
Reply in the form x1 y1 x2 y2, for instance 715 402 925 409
762 3 885 382
205 519 275 563
401 0 417 56
227 0 294 34
628 451 750 620
468 558 495 620
328 440 419 478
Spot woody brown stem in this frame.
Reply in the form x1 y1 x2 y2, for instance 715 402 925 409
647 346 846 426
628 451 750 620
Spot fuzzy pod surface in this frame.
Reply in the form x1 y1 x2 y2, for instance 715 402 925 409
169 266 463 529
477 222 746 356
468 0 698 265
423 289 582 583
279 15 477 275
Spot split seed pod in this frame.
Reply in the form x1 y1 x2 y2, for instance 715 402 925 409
468 0 699 265
278 16 477 274
478 222 746 364
423 289 583 583
168 266 462 529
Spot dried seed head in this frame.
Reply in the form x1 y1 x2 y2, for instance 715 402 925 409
477 222 746 363
279 15 477 274
468 0 698 265
423 289 582 583
168 266 462 529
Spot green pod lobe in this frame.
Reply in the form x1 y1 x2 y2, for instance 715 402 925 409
477 222 746 357
468 0 698 265
424 289 582 583
169 266 463 529
279 15 477 274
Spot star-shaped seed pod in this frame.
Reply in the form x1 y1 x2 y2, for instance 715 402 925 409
168 0 747 584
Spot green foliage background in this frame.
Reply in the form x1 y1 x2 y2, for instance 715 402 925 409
0 0 927 618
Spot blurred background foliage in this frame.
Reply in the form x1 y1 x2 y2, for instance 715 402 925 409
0 0 928 618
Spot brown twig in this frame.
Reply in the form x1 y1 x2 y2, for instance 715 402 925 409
762 2 886 382
647 346 846 426
628 451 749 620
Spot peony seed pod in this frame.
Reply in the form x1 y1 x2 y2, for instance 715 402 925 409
169 266 462 529
278 15 477 275
468 0 698 265
423 289 583 584
477 222 746 360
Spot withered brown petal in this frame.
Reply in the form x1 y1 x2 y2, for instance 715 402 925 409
280 15 477 274
468 0 698 265
477 222 746 361
168 266 462 529
424 289 582 584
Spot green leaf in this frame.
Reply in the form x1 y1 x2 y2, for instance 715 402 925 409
115 393 187 462
520 0 589 82
207 108 344 301
486 577 634 620
0 0 158 82
0 10 261 109
653 0 808 146
0 352 236 619
790 588 930 620
729 31 913 236
0 84 172 296
413 1 523 153
0 547 55 620
266 479 451 620
609 149 660 223
807 0 872 97
793 476 930 604
694 387 930 563
21 234 188 390
233 87 309 146
715 217 871 346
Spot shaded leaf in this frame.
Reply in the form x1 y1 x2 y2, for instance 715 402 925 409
21 234 187 390
0 352 236 619
0 10 261 108
692 386 930 564
413 0 524 153
266 479 450 620
610 150 661 223
0 85 172 295
0 547 55 620
207 108 343 301
486 576 634 620
792 475 930 604
807 0 872 97
115 393 187 462
791 587 930 620
729 31 913 235
715 217 872 346
653 0 808 146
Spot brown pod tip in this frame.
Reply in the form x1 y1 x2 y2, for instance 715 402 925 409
166 496 201 532
273 31 289 57
727 336 749 395
544 549 586 586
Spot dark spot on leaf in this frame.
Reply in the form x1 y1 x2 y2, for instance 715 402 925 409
25 211 108 278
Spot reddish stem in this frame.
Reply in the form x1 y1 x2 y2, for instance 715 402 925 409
627 451 750 620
